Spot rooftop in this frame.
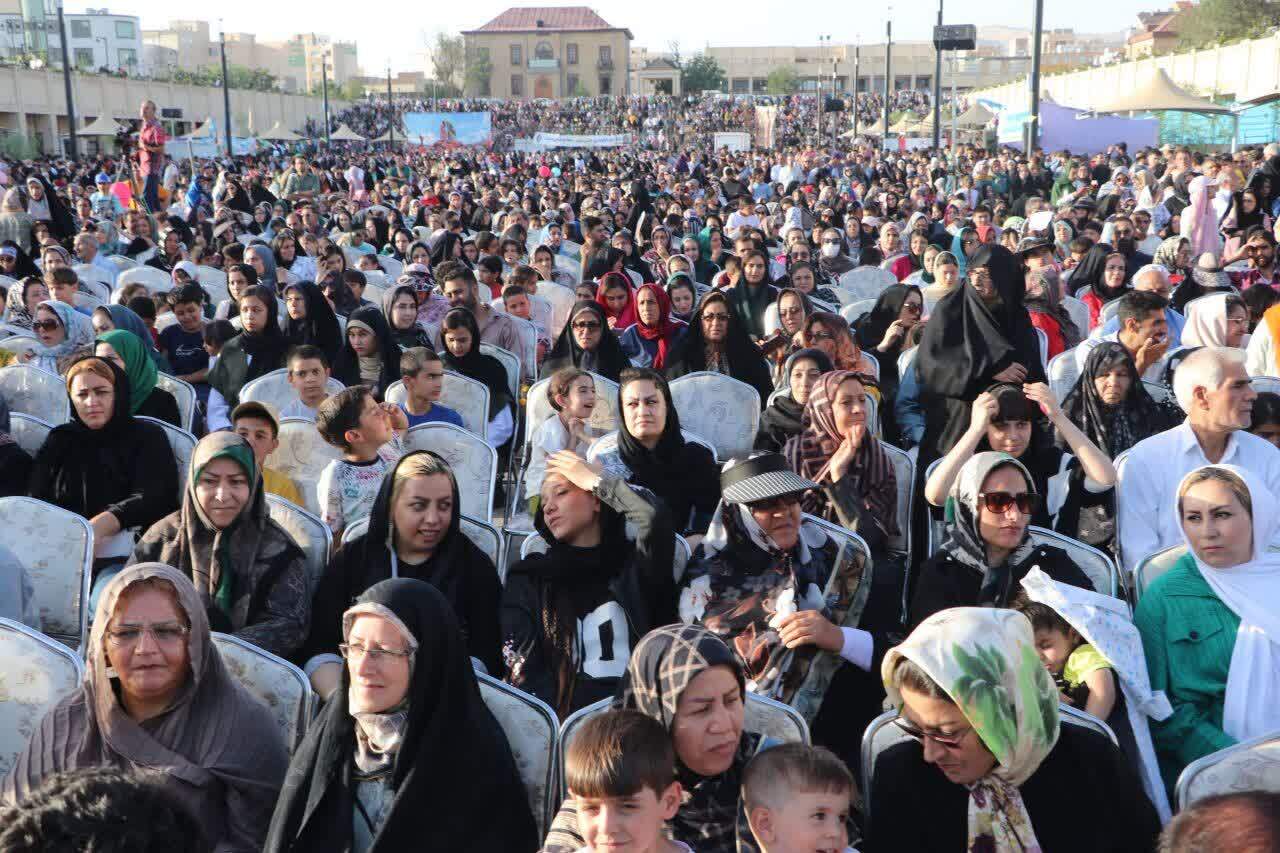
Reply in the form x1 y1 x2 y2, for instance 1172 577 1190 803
464 7 632 38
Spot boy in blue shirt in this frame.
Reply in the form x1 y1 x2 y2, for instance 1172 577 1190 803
89 173 125 222
399 347 463 429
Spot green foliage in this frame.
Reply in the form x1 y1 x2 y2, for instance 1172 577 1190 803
951 644 1016 763
0 132 40 159
432 33 466 89
1177 0 1280 49
162 64 277 92
681 53 726 93
464 51 493 96
766 66 799 95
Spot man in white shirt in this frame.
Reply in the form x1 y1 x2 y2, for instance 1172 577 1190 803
1117 346 1280 575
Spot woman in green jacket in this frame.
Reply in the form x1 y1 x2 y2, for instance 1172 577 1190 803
1135 464 1280 792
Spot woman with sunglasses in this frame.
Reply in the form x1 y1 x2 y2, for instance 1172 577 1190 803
664 291 774 408
867 607 1159 852
854 284 924 440
540 300 629 383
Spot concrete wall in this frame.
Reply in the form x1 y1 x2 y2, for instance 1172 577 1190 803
969 32 1280 112
0 66 347 152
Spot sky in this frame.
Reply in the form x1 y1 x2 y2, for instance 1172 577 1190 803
83 0 1155 74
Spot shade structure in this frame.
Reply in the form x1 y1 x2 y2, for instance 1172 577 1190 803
79 114 125 136
371 125 406 142
1089 69 1232 115
329 123 365 141
955 102 995 127
260 121 303 141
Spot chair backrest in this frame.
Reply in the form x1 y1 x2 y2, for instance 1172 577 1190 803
524 373 620 452
0 617 84 777
1047 348 1080 402
116 265 173 294
840 297 878 325
73 263 112 291
838 266 897 300
475 671 559 835
73 291 107 313
0 497 92 649
136 416 196 492
265 494 332 599
1143 379 1173 404
881 442 914 557
8 411 52 456
155 372 197 432
1026 525 1121 598
210 632 313 754
0 364 70 424
534 281 576 340
763 301 782 336
241 368 346 413
104 254 137 272
402 422 498 523
340 514 504 576
266 418 343 515
385 371 491 439
669 371 761 461
1100 298 1122 325
587 428 718 465
1252 376 1280 396
1133 544 1188 603
1176 731 1280 810
1034 327 1049 369
0 334 37 357
522 530 692 583
1060 295 1090 336
480 343 521 401
1075 284 1092 300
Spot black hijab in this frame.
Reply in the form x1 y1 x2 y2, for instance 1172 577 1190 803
237 284 291 382
40 356 135 513
540 300 629 382
332 303 401 399
262 578 537 853
439 307 512 419
855 283 921 393
665 290 774 407
756 348 834 452
381 284 431 351
429 232 465 269
283 281 342 363
1060 342 1179 459
1071 243 1127 304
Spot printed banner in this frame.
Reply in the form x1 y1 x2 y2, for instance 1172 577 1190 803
713 131 751 152
530 132 632 149
166 136 258 159
403 112 493 146
755 105 778 148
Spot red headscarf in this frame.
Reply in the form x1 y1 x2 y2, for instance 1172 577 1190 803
595 271 638 331
632 283 686 370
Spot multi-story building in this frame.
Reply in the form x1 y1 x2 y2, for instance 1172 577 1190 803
1126 2 1196 59
141 18 216 72
0 5 146 73
462 7 632 99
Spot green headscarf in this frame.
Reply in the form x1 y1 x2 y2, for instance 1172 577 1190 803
97 329 158 415
189 433 258 616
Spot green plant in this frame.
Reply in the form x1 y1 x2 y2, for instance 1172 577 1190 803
766 65 799 95
681 53 726 93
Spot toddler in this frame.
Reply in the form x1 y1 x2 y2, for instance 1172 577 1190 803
1018 600 1117 721
743 743 858 853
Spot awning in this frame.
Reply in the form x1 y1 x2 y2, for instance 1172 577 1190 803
259 121 303 141
371 125 406 142
1089 69 1232 115
330 123 366 141
79 114 125 136
187 118 216 138
955 103 995 127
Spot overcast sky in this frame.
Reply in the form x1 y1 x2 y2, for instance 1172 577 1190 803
86 0 1151 73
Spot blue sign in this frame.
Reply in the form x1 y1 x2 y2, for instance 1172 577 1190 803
403 112 492 146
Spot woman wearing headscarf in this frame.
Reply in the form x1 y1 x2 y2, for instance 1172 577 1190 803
437 306 514 445
301 452 503 694
1172 252 1234 314
29 357 179 574
1153 235 1192 293
1181 292 1250 349
948 226 977 280
0 393 32 496
1061 342 1182 461
1024 265 1082 360
282 280 343 362
398 263 450 328
502 450 674 717
128 432 308 658
271 577 538 853
854 283 923 409
207 284 291 422
95 329 181 427
380 284 432 351
917 243 1045 466
783 371 898 547
333 303 401 400
145 228 186 275
594 270 637 332
1072 244 1129 329
1136 465 1280 792
0 563 289 850
0 189 34 254
756 348 833 453
22 299 95 375
913 452 1095 628
665 291 773 409
618 283 687 370
92 303 169 370
541 300 630 383
641 223 676 282
866 607 1160 852
246 243 283 290
799 310 878 384
1 273 46 333
428 231 466 270
726 248 778 341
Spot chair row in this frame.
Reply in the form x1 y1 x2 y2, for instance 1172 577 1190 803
0 362 198 433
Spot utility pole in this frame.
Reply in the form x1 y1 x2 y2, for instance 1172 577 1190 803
932 0 943 151
831 43 838 148
56 2 77 159
386 66 393 146
1027 0 1045 154
882 19 891 143
321 61 331 145
852 41 859 138
816 35 825 142
219 28 232 157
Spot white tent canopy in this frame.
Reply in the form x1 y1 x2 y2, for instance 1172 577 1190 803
1089 69 1232 115
330 123 366 141
79 114 125 136
955 103 995 127
187 118 217 138
260 121 303 141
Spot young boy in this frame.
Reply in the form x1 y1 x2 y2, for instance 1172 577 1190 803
1018 600 1117 722
564 709 688 853
203 318 237 362
315 385 407 537
742 743 857 853
280 345 334 421
231 401 303 507
126 295 159 345
504 274 552 362
399 347 464 428
524 367 597 509
159 283 211 406
46 268 88 315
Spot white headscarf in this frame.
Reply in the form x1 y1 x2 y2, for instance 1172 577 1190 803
1181 292 1242 349
1175 464 1280 741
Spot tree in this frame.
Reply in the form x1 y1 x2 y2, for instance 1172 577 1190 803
431 32 466 89
1178 0 1280 49
766 66 799 95
681 53 725 94
464 50 493 96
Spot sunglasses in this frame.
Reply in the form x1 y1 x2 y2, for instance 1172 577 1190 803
977 491 1041 515
571 320 602 331
903 302 922 314
893 717 973 750
31 319 61 332
748 493 803 512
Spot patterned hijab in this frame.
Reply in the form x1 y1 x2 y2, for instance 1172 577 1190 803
1060 342 1174 458
942 452 1039 604
32 299 95 360
2 276 41 330
883 607 1059 853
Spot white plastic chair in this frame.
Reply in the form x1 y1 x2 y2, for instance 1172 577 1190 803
136 416 196 492
477 671 560 836
0 364 70 424
378 256 403 279
838 267 897 300
155 373 197 432
8 411 52 456
0 334 38 359
840 298 878 325
0 497 93 650
0 617 84 776
402 422 498 523
116 265 173 294
73 264 112 299
524 372 620 442
1047 348 1080 402
385 371 490 439
265 418 342 516
533 281 576 340
669 372 761 461
211 632 314 754
1100 298 1122 326
480 342 521 401
195 266 230 306
103 254 137 272
1176 731 1280 810
882 442 915 558
1034 327 1049 369
265 494 332 599
1251 376 1280 395
1132 544 1187 605
1061 295 1090 335
241 368 346 414
1027 525 1122 599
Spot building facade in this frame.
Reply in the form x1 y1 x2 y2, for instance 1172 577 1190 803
462 7 632 99
0 6 146 74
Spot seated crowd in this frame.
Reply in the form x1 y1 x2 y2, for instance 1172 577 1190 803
4 113 1280 853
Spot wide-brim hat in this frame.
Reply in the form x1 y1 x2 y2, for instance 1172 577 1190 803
720 453 819 505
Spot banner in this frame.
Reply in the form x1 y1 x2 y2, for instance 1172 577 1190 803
713 131 751 152
530 132 631 149
403 112 492 146
165 136 257 159
755 105 778 148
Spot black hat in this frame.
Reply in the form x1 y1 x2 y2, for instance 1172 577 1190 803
1016 235 1054 257
719 453 819 505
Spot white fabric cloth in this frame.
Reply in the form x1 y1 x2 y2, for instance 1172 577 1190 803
1117 421 1280 575
1246 317 1278 377
1175 464 1280 743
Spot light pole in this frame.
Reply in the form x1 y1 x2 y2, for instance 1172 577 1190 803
219 26 232 157
816 35 828 141
96 36 108 70
852 39 859 138
386 65 393 146
882 18 891 143
321 60 331 144
56 2 76 159
1027 0 1045 153
932 0 943 151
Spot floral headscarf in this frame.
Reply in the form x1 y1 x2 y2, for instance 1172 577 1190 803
31 299 95 360
883 607 1059 853
942 452 1039 599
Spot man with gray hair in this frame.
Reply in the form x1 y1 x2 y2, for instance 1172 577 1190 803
1117 346 1280 575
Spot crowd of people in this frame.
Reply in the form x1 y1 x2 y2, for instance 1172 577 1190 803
2 91 1280 852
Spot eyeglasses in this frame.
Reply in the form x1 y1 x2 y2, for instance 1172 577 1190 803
31 319 61 332
808 331 835 341
105 623 189 648
978 491 1041 515
893 717 974 750
339 643 413 664
903 302 922 314
702 313 730 324
571 320 602 331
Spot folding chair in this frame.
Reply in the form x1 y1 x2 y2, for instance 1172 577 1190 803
0 617 84 776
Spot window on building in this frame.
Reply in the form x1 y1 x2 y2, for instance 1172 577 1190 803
118 48 137 67
510 44 522 65
70 20 91 39
567 43 578 65
511 73 523 96
916 76 931 90
752 77 767 92
598 45 611 65
566 73 579 94
115 20 134 39
535 41 553 60
478 76 490 96
599 74 611 94
73 48 94 67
